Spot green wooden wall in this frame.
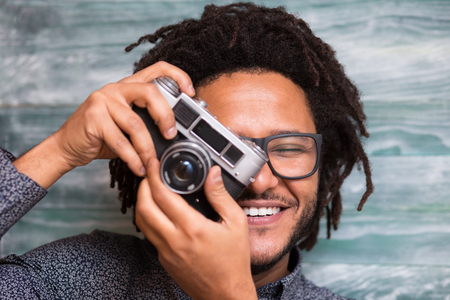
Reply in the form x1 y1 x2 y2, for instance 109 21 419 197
1 1 449 299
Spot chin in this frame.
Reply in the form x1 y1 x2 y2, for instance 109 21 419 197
249 239 291 275
248 233 290 268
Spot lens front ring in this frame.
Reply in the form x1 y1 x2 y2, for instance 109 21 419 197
160 141 212 195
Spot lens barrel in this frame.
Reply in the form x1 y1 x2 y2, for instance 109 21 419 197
160 141 211 194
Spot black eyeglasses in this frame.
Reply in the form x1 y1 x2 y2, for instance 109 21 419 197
241 133 322 179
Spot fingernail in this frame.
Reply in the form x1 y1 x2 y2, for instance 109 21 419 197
140 165 146 175
189 85 195 94
212 166 222 183
166 126 177 139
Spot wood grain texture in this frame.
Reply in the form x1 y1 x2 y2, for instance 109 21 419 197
1 1 449 299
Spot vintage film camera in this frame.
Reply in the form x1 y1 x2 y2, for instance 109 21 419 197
133 77 268 221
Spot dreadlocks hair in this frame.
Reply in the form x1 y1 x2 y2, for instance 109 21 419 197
109 2 374 251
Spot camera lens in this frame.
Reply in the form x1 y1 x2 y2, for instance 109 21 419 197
160 141 211 194
174 160 194 182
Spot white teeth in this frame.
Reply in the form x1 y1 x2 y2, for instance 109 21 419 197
249 207 259 216
243 206 282 217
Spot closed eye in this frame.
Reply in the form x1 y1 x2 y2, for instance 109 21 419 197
269 145 307 157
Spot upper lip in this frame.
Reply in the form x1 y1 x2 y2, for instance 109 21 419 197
237 200 290 208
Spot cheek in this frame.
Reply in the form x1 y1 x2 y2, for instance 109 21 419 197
285 173 319 211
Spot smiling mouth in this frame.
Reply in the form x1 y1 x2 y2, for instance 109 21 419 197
242 207 283 217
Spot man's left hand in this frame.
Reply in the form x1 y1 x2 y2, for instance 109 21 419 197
136 157 258 300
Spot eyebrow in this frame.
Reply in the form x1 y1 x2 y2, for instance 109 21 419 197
268 129 303 136
234 129 303 137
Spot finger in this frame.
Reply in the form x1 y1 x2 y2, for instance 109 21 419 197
106 99 157 167
140 83 177 140
146 157 203 226
136 177 176 246
107 83 177 140
119 61 195 97
99 115 147 177
203 166 246 224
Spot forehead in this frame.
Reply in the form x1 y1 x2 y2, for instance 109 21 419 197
195 71 316 137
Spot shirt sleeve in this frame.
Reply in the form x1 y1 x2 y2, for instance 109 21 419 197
0 148 47 239
0 255 53 299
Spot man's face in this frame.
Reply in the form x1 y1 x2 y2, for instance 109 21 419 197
196 71 319 275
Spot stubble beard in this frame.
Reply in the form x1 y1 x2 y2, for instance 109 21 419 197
237 189 318 276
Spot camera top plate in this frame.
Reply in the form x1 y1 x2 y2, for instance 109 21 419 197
154 77 268 186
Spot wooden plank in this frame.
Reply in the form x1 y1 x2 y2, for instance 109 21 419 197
302 262 450 299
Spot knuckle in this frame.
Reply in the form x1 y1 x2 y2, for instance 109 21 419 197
128 115 144 130
159 112 175 126
115 135 130 150
212 182 227 197
87 90 106 105
91 84 116 101
137 145 156 159
143 84 164 105
83 100 105 121
168 242 184 255
185 223 204 239
83 106 99 121
129 152 141 164
154 61 169 70
145 82 159 94
102 83 117 93
87 83 117 105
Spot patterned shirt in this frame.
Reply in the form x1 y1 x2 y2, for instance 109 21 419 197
0 148 351 299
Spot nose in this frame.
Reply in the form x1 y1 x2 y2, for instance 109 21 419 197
247 163 279 195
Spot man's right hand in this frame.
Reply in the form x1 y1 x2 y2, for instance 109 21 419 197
13 62 195 189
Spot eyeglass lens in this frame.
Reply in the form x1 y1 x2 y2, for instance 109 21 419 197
267 136 317 178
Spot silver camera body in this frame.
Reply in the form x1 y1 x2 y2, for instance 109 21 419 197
133 77 268 221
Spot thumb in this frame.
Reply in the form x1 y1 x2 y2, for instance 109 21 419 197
203 166 245 222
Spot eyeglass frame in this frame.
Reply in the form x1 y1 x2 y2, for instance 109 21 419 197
241 133 323 180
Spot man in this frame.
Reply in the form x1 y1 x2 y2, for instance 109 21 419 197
0 2 373 299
